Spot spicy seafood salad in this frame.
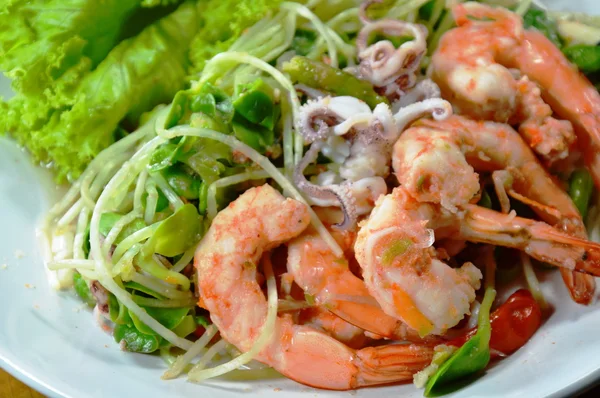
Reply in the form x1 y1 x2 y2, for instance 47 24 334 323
3 0 600 394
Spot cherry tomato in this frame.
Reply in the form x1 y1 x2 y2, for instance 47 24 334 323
448 289 542 355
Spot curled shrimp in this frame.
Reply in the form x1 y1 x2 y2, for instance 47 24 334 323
355 187 483 336
394 115 596 304
355 186 600 336
429 2 577 167
195 185 435 390
287 214 436 342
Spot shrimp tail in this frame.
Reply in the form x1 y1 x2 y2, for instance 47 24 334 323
354 344 435 387
560 269 596 305
462 205 600 277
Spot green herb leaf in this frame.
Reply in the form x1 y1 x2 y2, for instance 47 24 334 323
114 323 161 353
173 315 197 337
563 45 600 74
73 272 96 307
129 306 190 335
123 281 166 300
424 287 497 396
568 168 595 219
99 212 146 245
163 166 202 200
142 203 202 257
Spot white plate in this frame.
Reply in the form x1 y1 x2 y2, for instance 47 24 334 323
1 1 600 397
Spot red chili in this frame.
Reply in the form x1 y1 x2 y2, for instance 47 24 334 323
447 289 542 356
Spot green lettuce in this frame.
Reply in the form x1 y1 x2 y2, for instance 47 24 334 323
188 0 285 73
0 0 141 100
1 1 203 182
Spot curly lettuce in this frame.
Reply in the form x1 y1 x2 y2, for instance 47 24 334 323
0 0 141 100
1 1 203 182
188 0 285 73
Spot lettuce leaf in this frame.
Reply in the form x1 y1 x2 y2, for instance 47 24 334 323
1 1 203 182
0 0 141 100
188 0 285 73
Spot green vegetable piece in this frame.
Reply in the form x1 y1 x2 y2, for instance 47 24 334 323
109 293 133 326
123 281 166 300
191 93 217 116
523 8 563 49
73 272 96 307
173 315 197 337
381 239 412 266
282 56 389 109
234 90 274 125
114 323 161 353
569 168 594 219
478 190 493 209
129 306 190 336
232 114 275 153
198 181 209 215
99 212 146 245
192 82 234 123
164 167 202 200
149 143 181 172
419 0 435 21
99 213 122 237
233 78 278 127
291 29 318 56
563 45 600 74
165 90 190 129
143 203 202 257
424 287 497 396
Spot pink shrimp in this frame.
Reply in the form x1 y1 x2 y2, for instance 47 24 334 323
297 306 367 349
355 186 600 336
393 115 596 304
429 2 579 167
194 185 435 390
287 228 435 342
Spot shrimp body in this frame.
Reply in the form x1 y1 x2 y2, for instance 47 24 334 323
195 185 434 390
509 29 600 186
297 306 367 349
394 115 582 225
287 230 431 342
355 187 483 336
356 186 600 334
394 115 596 304
430 2 576 166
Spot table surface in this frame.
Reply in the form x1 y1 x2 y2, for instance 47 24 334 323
1 369 45 398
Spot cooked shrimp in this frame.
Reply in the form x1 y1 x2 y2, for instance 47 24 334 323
508 28 600 187
429 2 577 166
394 115 596 303
355 187 483 336
195 184 434 390
287 228 433 342
355 186 600 328
297 306 367 349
